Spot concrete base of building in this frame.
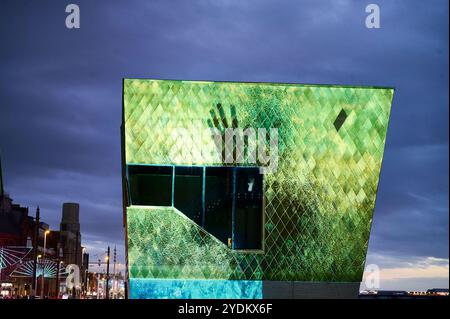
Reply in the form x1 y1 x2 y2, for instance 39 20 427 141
263 281 360 299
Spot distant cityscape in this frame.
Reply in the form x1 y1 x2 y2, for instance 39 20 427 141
0 154 125 299
360 289 448 299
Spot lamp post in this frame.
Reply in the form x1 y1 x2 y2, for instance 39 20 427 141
40 230 50 299
96 272 100 299
31 207 40 297
55 260 63 298
81 247 88 297
105 248 110 300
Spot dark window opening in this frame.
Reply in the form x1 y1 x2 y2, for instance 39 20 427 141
234 168 263 250
333 108 348 132
204 167 233 247
174 166 203 226
128 165 172 206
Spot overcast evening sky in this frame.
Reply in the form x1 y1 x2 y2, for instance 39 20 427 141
0 1 448 291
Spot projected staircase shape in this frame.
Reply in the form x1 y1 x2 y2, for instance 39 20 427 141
126 206 235 280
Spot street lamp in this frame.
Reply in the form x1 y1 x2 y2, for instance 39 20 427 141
105 254 110 300
81 247 87 297
41 230 50 299
55 260 63 298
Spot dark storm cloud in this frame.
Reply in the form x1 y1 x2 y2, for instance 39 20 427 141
0 0 448 282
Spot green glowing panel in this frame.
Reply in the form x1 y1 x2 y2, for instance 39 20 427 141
129 279 262 299
123 79 394 282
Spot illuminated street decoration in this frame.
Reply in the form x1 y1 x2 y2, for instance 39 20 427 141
10 259 67 278
0 246 31 270
122 79 394 298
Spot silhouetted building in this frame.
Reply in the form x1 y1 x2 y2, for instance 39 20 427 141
59 203 82 269
0 154 32 247
0 195 33 247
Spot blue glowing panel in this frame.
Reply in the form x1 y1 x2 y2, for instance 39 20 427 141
129 279 262 299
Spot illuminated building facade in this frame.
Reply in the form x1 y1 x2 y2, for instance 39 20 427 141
121 79 394 298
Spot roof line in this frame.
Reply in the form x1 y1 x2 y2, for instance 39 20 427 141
122 77 395 90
